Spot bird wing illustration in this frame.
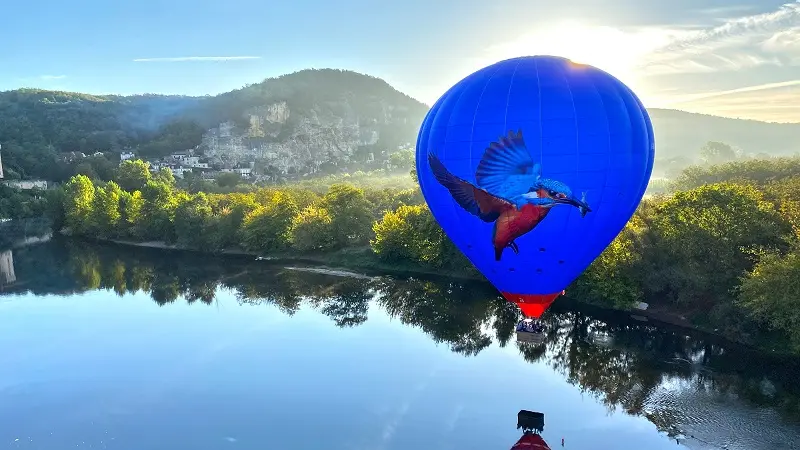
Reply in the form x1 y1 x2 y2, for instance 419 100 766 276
475 130 540 206
428 153 514 222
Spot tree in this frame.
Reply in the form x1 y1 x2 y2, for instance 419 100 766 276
739 248 800 349
371 204 460 268
62 175 96 234
140 180 179 240
209 193 260 250
120 190 144 238
90 181 123 237
700 141 739 165
216 172 242 188
569 221 643 309
174 193 213 248
240 192 299 252
116 160 152 192
320 184 374 247
154 167 176 186
637 183 791 320
388 149 414 171
74 162 98 180
289 205 336 252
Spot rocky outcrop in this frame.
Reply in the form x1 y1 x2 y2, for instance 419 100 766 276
200 93 419 176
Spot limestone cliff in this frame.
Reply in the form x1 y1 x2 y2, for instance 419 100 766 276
193 69 428 178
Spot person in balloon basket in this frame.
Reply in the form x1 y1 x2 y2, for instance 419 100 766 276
516 318 543 334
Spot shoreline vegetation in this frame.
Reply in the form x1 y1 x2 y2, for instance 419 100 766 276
11 155 800 356
88 235 709 333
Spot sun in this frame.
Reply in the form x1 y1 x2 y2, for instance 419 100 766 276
485 22 670 91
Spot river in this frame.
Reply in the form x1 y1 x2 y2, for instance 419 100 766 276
2 239 800 450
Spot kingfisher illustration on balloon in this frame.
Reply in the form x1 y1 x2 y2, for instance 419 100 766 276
428 129 591 261
416 55 655 323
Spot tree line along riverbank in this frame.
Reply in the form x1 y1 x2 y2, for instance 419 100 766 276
13 156 800 355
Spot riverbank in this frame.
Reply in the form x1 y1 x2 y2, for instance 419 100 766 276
101 238 484 282
88 236 741 345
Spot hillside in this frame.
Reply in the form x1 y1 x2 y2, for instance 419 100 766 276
0 69 428 181
0 70 798 182
648 108 800 163
186 69 428 177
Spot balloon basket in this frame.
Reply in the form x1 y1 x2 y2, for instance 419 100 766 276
516 319 545 344
516 330 546 345
517 410 545 433
511 410 550 450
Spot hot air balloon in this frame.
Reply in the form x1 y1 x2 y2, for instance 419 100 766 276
416 55 654 319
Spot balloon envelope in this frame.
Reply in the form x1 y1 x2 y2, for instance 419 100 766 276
416 56 654 317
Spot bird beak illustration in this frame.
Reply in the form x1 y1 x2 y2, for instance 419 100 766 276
556 193 591 216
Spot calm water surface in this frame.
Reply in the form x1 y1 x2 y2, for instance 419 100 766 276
2 239 800 450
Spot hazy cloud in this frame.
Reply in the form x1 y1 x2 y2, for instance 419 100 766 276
690 5 758 16
661 79 800 104
39 75 66 80
665 2 800 51
133 56 261 62
642 1 800 74
763 26 800 56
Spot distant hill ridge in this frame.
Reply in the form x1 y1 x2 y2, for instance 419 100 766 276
0 68 797 181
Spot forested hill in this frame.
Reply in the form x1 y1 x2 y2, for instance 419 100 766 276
0 68 798 182
0 69 429 181
648 108 800 160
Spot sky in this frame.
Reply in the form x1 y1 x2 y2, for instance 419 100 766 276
2 0 799 123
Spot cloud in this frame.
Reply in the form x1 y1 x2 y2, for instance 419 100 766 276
641 1 800 74
664 82 800 123
132 56 261 62
763 26 800 53
661 79 800 105
661 2 800 52
39 75 66 80
691 5 758 17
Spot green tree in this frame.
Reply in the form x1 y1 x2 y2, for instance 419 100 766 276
174 192 213 248
320 184 374 247
216 172 242 188
289 205 336 252
700 141 739 165
738 248 800 349
765 176 800 239
140 180 179 240
388 149 414 170
119 190 144 238
672 156 800 191
116 160 152 192
570 221 643 309
74 162 98 180
240 192 299 252
209 193 260 250
62 175 96 234
638 183 791 323
90 181 123 237
154 167 176 186
371 204 461 268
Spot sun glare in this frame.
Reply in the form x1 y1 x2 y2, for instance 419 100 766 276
486 22 671 94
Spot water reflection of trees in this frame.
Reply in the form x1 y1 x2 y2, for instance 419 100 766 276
6 239 800 439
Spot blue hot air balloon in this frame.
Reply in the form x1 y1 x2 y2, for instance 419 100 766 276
416 56 654 318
